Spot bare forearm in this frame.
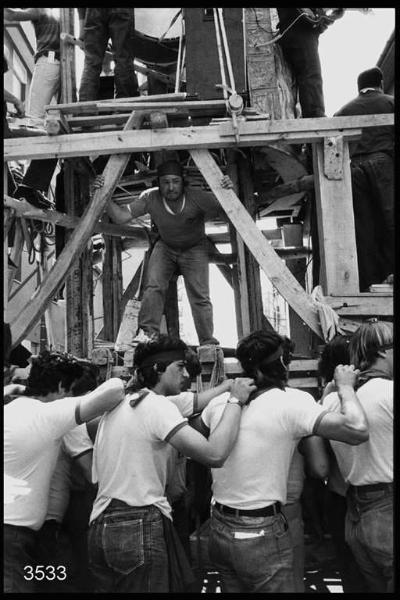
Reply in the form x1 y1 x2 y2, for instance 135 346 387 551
337 385 368 433
196 380 232 411
78 378 124 423
106 200 133 224
206 403 241 465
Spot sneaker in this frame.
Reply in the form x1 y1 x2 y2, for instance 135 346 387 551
132 329 153 344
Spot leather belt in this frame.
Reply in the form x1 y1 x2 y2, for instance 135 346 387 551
36 51 61 62
214 501 281 518
352 482 393 493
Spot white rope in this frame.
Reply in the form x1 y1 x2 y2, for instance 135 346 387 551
217 8 236 93
213 8 228 102
174 18 184 93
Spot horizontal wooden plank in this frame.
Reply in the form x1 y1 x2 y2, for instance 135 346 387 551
325 294 393 316
47 99 227 114
2 124 360 162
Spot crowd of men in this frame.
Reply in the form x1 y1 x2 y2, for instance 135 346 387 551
4 7 394 595
4 318 393 593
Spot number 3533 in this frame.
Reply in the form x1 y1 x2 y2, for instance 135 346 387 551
24 565 67 581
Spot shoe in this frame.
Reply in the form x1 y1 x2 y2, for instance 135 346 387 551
14 185 54 210
199 337 220 346
132 329 153 344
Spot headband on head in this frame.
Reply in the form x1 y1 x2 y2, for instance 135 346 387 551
136 350 186 369
157 160 183 179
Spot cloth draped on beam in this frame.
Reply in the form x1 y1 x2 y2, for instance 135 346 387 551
311 285 343 342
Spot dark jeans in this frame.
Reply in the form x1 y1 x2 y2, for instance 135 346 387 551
138 239 216 345
4 524 37 593
324 490 368 593
88 500 168 593
351 152 394 291
278 28 325 118
79 8 138 101
208 506 295 593
346 484 393 593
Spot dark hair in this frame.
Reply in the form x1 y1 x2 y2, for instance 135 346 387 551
71 362 100 396
184 348 202 378
134 335 189 389
349 319 393 371
236 330 287 390
25 351 85 396
357 66 383 90
318 335 352 382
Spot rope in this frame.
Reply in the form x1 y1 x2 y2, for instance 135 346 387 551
217 8 236 94
213 9 228 102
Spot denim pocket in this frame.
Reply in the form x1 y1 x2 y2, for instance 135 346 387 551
103 518 144 574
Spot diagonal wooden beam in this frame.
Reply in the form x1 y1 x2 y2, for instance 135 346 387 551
190 149 323 339
10 111 144 349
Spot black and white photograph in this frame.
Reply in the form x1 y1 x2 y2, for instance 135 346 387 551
4 7 394 594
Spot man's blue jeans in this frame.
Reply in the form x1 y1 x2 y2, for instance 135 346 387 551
208 506 295 593
79 8 138 101
4 524 37 593
88 501 168 593
138 239 216 345
345 484 393 592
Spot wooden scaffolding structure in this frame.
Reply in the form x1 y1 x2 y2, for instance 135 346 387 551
4 8 393 388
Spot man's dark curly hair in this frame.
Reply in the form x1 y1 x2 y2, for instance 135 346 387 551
25 351 85 397
134 335 189 389
70 362 100 396
318 334 352 383
236 330 287 391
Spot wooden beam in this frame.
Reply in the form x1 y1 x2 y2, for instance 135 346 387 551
190 149 323 339
4 195 149 242
325 293 393 316
312 140 359 294
9 111 145 349
9 114 396 161
46 98 225 114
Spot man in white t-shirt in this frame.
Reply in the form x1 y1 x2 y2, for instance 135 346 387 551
194 329 369 593
322 319 393 593
4 351 125 593
88 335 256 593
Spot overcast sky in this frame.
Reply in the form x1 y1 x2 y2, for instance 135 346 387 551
319 8 395 115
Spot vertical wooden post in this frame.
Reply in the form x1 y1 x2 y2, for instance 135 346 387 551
226 150 250 338
312 139 359 295
61 8 94 357
102 235 123 341
237 151 271 332
4 162 11 320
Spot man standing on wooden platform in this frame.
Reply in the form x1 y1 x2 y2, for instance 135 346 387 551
108 159 233 346
334 67 394 291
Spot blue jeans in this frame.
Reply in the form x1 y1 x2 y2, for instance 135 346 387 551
139 239 217 345
88 501 168 593
4 524 37 593
345 484 393 593
208 506 295 593
79 8 138 101
281 501 305 592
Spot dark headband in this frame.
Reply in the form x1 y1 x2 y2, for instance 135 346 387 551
157 160 183 178
137 350 186 369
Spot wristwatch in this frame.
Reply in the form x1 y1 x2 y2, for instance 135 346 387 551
227 395 242 406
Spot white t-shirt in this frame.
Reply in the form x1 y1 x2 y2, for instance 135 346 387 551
201 388 327 509
90 390 188 523
45 424 94 523
4 395 80 530
323 378 393 485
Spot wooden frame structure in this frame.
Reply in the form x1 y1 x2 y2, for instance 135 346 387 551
4 8 393 361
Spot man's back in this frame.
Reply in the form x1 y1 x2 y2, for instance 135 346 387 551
323 378 392 485
335 90 394 157
201 388 325 508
